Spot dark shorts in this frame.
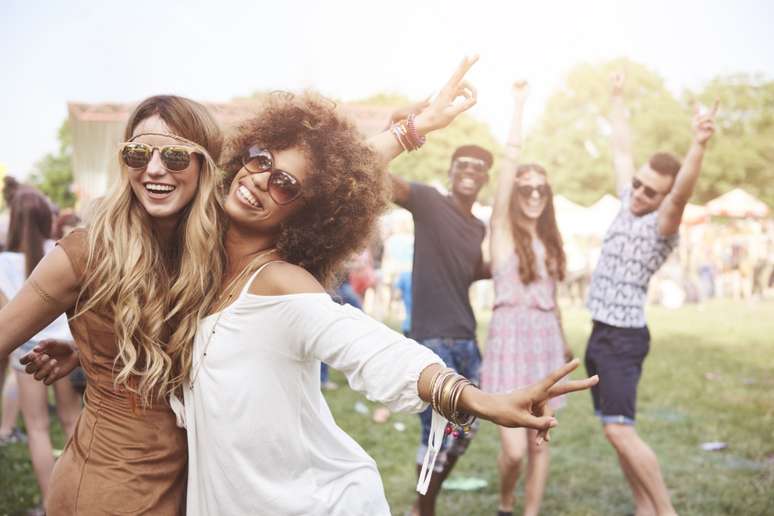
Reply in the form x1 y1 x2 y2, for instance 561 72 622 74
416 338 481 469
584 321 650 426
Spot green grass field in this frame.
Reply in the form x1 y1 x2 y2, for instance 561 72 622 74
1 299 772 515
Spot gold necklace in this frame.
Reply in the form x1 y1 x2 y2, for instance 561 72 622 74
189 247 277 389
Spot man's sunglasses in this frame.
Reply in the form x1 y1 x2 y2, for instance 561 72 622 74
517 184 550 199
453 157 488 175
242 146 303 205
120 139 200 172
632 178 662 199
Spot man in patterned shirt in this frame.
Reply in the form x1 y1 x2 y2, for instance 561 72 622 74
584 72 717 516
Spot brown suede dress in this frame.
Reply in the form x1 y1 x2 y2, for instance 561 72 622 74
45 229 187 515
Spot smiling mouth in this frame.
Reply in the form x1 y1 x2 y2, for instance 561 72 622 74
144 183 176 197
236 184 264 209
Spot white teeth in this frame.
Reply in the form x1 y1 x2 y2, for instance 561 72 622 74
237 185 260 208
145 183 175 193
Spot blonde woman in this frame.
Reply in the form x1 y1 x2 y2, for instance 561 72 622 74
0 95 225 515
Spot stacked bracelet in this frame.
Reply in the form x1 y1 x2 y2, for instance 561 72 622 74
390 116 426 152
406 114 426 148
391 123 409 152
429 367 477 439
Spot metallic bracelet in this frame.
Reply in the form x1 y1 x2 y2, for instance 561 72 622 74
431 369 457 417
450 380 475 426
439 374 459 417
391 124 409 152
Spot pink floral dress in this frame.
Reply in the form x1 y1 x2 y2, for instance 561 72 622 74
481 239 566 408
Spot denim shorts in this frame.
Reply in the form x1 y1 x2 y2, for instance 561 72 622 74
416 338 481 469
584 321 650 426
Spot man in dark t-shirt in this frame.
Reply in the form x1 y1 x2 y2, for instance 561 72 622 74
391 144 492 516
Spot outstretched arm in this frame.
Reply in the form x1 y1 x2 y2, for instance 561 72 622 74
366 55 480 207
658 101 718 236
609 72 636 194
371 99 430 205
0 247 79 359
490 81 528 264
287 282 597 444
417 358 597 442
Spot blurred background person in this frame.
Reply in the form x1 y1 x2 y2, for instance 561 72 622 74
52 210 82 240
584 72 716 516
482 82 571 516
0 189 81 507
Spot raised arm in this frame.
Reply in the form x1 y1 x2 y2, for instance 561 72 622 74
370 99 430 206
0 247 80 359
490 81 528 264
658 101 718 236
609 72 636 194
367 55 479 207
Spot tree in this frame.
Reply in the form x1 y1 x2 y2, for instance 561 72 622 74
30 119 75 209
352 94 502 203
691 74 774 207
524 58 688 205
525 58 774 209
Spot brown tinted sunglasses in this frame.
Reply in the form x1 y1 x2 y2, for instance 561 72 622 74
241 146 303 205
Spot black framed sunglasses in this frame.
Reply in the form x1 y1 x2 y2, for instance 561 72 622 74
453 157 488 175
632 178 661 199
241 146 303 205
120 140 200 172
517 184 550 199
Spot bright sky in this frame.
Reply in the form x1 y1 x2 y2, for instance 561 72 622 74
2 0 772 178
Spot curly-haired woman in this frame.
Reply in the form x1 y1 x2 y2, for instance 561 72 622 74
1 94 226 514
482 82 573 516
173 61 595 515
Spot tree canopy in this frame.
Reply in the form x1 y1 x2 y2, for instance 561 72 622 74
524 58 774 207
30 119 75 209
693 73 774 207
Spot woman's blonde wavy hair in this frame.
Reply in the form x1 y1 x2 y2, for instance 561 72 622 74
77 95 226 405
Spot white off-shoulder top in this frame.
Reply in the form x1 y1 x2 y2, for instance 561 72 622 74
172 264 447 516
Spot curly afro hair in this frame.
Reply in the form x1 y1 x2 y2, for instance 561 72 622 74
222 92 390 288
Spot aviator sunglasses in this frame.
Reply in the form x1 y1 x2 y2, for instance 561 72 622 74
120 133 202 172
632 178 662 199
517 184 550 199
241 146 303 205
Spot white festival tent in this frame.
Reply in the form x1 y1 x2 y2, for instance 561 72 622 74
705 188 770 219
553 194 623 239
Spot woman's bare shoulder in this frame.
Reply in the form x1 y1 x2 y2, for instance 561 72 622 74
247 261 326 296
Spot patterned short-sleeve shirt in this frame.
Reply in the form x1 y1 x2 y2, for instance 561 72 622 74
587 187 679 328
